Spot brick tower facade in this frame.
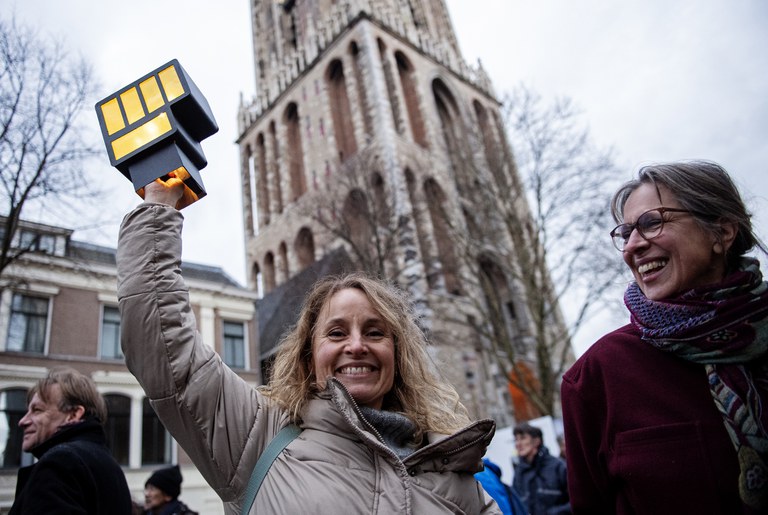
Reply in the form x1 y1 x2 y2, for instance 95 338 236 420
236 0 555 424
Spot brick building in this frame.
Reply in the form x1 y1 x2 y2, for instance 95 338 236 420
0 217 258 513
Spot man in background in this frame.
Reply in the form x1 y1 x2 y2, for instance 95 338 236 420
143 464 198 515
513 423 570 515
11 366 132 514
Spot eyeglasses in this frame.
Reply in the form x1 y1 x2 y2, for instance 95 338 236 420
610 207 692 251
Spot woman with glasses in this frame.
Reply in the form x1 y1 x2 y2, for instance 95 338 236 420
561 161 768 514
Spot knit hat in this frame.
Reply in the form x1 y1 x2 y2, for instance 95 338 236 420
145 465 182 499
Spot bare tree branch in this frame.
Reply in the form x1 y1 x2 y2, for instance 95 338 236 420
0 14 100 279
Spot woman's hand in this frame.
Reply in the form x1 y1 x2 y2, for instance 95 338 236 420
140 171 188 208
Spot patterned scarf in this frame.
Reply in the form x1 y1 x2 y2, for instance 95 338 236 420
624 257 768 510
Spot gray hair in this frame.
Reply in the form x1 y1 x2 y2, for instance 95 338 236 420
611 160 767 270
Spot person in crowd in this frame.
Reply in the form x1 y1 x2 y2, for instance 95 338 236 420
116 173 500 514
562 160 768 514
143 465 198 515
475 458 527 515
10 366 132 514
512 423 570 514
556 435 566 461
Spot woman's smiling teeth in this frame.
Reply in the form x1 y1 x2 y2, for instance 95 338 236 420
637 259 667 275
338 366 373 375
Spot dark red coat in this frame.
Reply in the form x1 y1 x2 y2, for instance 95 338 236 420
561 324 755 514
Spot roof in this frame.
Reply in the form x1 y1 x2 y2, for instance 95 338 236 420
67 239 243 287
257 247 354 357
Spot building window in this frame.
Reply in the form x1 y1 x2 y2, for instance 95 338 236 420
103 394 130 466
0 389 33 469
7 293 49 353
142 398 171 465
223 321 246 369
19 231 56 254
100 306 123 360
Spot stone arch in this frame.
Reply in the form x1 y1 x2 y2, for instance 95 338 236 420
256 133 270 225
473 100 506 190
395 51 427 147
478 255 517 348
263 251 276 293
343 188 372 257
405 168 436 288
278 241 289 282
269 121 284 213
283 103 306 201
326 59 357 161
432 79 469 190
242 143 256 234
370 171 388 221
424 178 461 294
295 227 315 270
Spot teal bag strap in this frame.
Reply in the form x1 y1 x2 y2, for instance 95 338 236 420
241 423 302 515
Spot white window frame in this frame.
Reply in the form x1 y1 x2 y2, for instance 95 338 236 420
5 291 54 355
99 304 123 360
222 320 248 370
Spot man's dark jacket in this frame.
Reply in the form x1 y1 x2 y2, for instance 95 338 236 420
513 445 571 515
11 417 132 514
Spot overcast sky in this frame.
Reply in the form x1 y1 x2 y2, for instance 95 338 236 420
11 0 768 354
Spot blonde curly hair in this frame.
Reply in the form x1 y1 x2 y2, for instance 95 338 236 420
261 272 470 438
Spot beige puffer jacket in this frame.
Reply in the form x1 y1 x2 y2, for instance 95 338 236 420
117 204 500 515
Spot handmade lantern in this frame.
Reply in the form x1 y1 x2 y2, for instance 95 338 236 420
95 59 218 209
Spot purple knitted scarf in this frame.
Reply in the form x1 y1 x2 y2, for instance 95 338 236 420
625 258 768 510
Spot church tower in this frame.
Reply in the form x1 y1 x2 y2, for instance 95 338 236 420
236 0 557 424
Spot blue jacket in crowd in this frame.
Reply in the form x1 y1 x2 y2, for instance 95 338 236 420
475 458 527 515
513 445 570 515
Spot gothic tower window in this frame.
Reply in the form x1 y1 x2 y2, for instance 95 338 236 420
242 144 256 235
424 178 461 295
284 103 307 202
294 227 315 270
478 256 516 348
269 121 284 213
377 39 402 134
395 51 427 148
278 241 289 282
349 42 372 138
432 79 469 191
370 172 388 222
473 100 505 190
405 168 436 288
342 189 372 263
256 133 270 226
263 251 276 293
326 59 357 161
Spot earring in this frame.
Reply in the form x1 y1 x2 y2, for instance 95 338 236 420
713 242 723 254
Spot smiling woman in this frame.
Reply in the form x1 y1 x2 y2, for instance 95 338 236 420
562 160 768 514
309 288 395 410
116 176 501 514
